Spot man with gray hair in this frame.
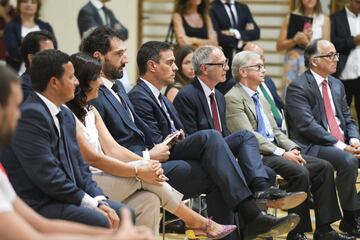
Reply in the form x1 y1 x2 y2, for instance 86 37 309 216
286 39 360 238
225 50 349 240
173 45 306 212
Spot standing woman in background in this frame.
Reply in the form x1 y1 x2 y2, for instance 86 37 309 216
276 0 329 94
165 45 195 102
172 0 217 48
4 0 55 74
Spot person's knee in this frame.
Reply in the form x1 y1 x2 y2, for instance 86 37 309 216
342 154 358 173
292 166 310 186
92 211 111 228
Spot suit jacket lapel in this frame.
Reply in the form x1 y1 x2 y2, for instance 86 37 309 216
193 79 214 129
328 78 345 129
215 91 227 131
340 9 351 37
237 83 257 120
89 2 104 26
305 71 328 129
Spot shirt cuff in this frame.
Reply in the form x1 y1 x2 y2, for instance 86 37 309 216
81 193 99 209
229 28 241 40
142 150 150 161
350 138 360 145
334 141 347 150
273 147 286 156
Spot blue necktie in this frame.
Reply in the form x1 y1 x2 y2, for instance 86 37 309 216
251 93 268 137
158 94 177 133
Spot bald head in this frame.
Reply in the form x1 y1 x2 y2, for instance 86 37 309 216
243 42 265 63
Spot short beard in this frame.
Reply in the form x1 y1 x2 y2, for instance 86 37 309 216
103 61 124 80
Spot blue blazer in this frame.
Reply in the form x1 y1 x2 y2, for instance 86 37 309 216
330 8 356 78
0 92 103 211
77 1 128 40
173 77 230 137
90 81 153 155
20 70 32 102
128 79 184 144
285 70 360 153
4 16 55 71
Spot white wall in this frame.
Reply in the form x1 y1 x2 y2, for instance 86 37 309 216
10 0 139 84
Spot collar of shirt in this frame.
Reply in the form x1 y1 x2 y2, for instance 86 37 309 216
103 77 115 91
240 82 257 98
221 0 235 4
90 0 104 10
35 92 60 118
310 69 328 88
346 5 358 18
197 76 215 98
140 78 162 105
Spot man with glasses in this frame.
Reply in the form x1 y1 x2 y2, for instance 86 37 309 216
224 50 351 240
173 45 306 212
286 39 360 238
331 0 360 126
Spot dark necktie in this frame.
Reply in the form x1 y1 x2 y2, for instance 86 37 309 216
111 84 130 112
322 80 344 142
209 93 222 133
251 93 268 137
158 94 177 133
259 84 283 128
225 2 237 28
56 111 76 184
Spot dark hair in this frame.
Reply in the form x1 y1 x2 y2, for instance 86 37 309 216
304 39 320 68
30 49 70 92
137 41 173 76
81 26 123 56
174 45 194 84
66 53 101 123
296 0 323 15
173 0 209 21
0 65 20 107
16 0 42 19
20 30 56 69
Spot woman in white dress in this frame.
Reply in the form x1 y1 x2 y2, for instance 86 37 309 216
66 53 236 240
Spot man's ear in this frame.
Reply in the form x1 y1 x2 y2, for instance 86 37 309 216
239 68 247 78
48 76 59 89
93 51 104 62
148 60 157 72
310 57 318 67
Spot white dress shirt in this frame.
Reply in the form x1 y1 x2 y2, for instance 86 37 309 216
36 92 105 209
339 6 360 80
310 70 360 149
198 77 222 132
220 0 243 49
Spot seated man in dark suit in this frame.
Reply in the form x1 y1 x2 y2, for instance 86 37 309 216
173 45 306 211
286 39 360 238
84 27 299 240
225 50 351 240
0 65 153 240
78 0 128 40
243 42 285 130
19 30 55 102
210 0 260 94
0 49 125 229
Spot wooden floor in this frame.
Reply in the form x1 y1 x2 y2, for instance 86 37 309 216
160 182 360 240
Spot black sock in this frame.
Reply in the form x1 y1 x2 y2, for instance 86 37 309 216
235 197 261 224
316 224 332 233
250 177 270 192
343 210 356 223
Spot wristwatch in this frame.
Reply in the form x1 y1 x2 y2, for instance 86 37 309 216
97 199 110 207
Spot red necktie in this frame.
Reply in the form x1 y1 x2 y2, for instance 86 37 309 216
322 80 344 142
209 93 222 133
0 163 7 177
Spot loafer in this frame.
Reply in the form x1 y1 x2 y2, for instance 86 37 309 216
287 232 308 240
244 211 300 239
339 218 360 238
314 230 355 240
254 187 307 210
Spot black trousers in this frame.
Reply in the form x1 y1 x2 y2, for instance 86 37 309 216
263 154 341 233
342 78 360 126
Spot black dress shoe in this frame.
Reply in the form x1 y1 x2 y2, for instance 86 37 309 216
243 211 300 239
287 232 308 240
339 218 360 237
254 187 307 210
314 230 355 240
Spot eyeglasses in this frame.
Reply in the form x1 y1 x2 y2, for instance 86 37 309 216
313 52 339 61
204 58 229 70
241 64 266 72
